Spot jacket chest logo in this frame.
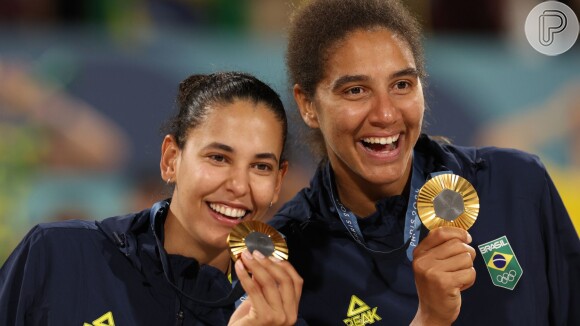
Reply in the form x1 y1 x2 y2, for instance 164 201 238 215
83 311 115 326
343 295 382 325
478 236 523 290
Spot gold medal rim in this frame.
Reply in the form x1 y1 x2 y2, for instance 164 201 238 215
227 220 289 261
417 174 480 230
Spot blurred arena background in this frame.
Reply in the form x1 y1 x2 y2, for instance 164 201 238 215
0 0 578 262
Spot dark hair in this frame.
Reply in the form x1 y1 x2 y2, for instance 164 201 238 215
286 0 425 159
286 0 425 99
161 72 288 162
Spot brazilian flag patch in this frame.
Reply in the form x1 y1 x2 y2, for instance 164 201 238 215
478 236 523 290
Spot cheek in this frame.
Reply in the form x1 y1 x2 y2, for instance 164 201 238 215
250 177 278 205
401 98 424 128
183 166 225 196
321 108 362 137
315 96 365 134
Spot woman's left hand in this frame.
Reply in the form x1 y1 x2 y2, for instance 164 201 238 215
228 249 303 326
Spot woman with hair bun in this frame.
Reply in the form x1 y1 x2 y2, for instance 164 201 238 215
0 72 302 326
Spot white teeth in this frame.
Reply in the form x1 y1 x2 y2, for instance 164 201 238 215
209 203 247 218
362 134 400 145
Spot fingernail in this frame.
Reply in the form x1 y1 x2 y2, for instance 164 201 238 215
253 250 265 259
467 232 473 243
269 256 282 263
242 249 253 260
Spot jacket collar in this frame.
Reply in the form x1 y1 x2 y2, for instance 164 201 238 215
97 199 243 319
415 133 486 186
96 205 153 271
95 198 179 275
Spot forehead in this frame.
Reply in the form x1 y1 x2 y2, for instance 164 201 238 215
322 27 416 77
186 99 284 151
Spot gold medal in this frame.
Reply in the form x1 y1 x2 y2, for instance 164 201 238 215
417 174 479 230
227 221 289 261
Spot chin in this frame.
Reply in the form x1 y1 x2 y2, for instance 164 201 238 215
364 169 407 190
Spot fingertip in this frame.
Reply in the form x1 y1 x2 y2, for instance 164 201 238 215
235 259 245 272
242 249 253 260
440 226 470 243
253 250 266 260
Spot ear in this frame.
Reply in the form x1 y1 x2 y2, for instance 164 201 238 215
293 84 320 129
160 135 180 183
270 160 289 205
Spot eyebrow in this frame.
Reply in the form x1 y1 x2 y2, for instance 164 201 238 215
331 68 419 92
205 142 279 164
331 75 369 92
255 152 279 164
206 142 234 153
391 68 419 80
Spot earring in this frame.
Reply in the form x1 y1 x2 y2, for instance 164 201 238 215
269 202 273 208
166 177 171 185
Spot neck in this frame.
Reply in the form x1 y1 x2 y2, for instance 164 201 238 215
331 161 413 218
163 211 231 273
335 178 379 217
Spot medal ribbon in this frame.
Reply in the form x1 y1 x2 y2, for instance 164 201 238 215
327 151 449 261
149 201 245 307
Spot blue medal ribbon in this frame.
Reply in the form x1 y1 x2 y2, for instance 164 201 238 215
327 151 449 261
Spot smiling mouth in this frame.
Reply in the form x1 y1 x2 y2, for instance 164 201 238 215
360 134 400 152
208 203 250 220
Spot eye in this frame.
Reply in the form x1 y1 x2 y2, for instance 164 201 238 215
347 86 364 94
209 154 227 163
395 81 410 89
392 80 413 94
343 86 368 99
252 163 274 173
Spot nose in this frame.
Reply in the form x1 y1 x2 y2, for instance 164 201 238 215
226 167 250 197
367 92 400 127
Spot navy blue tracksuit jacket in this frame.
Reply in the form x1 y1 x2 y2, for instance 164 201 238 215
270 134 580 325
0 200 242 325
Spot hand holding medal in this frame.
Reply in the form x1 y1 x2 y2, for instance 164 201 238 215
227 222 301 326
413 173 479 325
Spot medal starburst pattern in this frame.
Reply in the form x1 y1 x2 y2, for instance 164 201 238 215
227 221 289 261
417 174 479 230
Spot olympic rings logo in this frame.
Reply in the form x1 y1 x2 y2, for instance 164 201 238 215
496 270 517 284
